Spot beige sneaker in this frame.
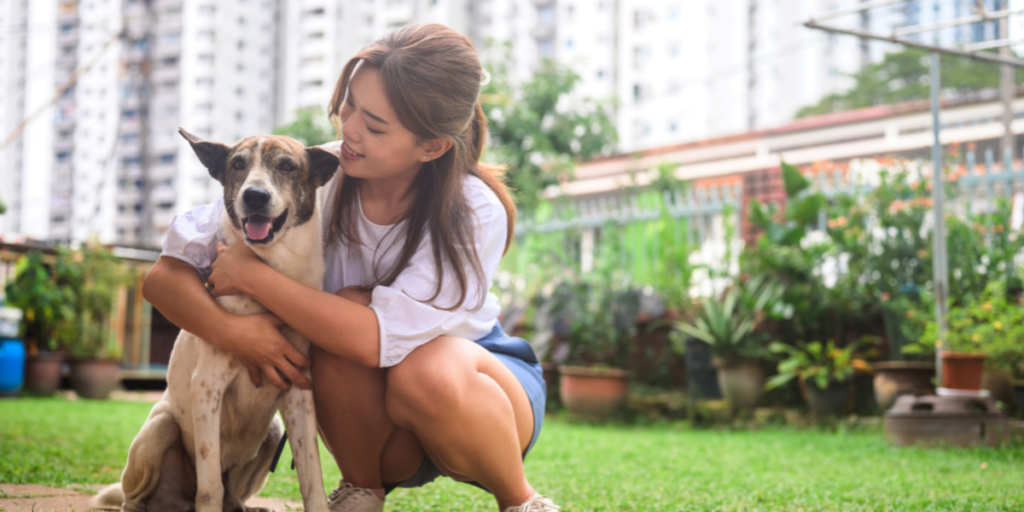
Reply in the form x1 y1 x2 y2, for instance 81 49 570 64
502 494 560 512
327 481 384 512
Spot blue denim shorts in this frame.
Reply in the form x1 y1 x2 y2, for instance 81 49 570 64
383 323 546 494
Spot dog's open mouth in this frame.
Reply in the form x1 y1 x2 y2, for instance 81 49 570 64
243 210 288 244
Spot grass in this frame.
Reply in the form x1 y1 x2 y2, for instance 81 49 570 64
1 397 1023 511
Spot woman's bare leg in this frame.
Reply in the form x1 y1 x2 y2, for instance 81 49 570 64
384 336 537 510
311 344 424 494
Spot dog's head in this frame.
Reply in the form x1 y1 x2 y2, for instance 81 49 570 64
179 128 339 245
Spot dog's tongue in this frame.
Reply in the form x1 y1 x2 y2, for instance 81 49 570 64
246 216 272 240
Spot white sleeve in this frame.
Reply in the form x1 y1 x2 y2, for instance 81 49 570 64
370 184 506 367
160 198 224 281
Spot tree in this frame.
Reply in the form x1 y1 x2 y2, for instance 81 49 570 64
796 48 1022 118
481 45 618 210
273 107 337 146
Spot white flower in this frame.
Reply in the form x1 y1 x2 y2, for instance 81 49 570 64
574 125 586 137
490 107 504 122
541 114 554 131
570 139 581 153
530 152 545 166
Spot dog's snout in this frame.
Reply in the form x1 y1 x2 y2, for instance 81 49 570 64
242 187 271 209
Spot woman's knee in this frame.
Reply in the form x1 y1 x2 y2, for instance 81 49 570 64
384 340 469 424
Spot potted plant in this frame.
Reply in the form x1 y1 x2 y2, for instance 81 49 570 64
3 251 78 395
904 282 1021 393
662 275 782 412
766 337 876 418
558 275 639 422
63 245 133 399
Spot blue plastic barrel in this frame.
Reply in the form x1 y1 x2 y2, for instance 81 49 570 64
0 338 25 396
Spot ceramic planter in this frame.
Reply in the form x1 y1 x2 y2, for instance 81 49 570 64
25 351 66 395
713 359 764 410
939 352 987 391
805 378 849 418
70 359 122 399
559 365 628 421
873 361 935 411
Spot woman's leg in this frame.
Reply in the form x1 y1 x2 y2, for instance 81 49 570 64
384 336 537 510
310 344 424 492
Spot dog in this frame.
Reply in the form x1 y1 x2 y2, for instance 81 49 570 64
94 128 339 512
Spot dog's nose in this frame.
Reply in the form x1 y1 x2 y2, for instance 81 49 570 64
242 187 271 209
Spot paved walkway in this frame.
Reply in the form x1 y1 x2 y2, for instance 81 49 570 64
0 484 301 512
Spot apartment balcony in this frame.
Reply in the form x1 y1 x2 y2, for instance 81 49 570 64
153 40 181 59
54 137 74 153
149 163 178 181
56 54 78 69
154 0 184 11
151 66 181 85
150 186 177 203
153 210 176 230
115 214 138 229
157 17 183 35
57 28 79 46
531 23 555 41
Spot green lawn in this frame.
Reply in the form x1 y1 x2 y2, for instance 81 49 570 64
1 398 1022 511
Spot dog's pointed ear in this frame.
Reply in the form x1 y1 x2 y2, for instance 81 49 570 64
179 128 230 183
306 145 340 188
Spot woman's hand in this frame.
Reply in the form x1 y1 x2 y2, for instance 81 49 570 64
209 238 262 297
218 312 312 391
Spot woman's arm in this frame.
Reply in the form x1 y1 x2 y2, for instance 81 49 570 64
143 256 313 389
210 244 382 367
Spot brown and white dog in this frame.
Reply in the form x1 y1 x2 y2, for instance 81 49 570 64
95 128 338 512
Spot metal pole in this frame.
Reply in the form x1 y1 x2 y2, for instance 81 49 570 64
1001 3 1015 159
930 50 949 385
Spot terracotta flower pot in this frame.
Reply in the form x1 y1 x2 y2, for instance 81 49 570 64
558 365 628 421
873 361 935 411
25 352 66 396
713 359 764 410
939 352 987 391
70 359 122 399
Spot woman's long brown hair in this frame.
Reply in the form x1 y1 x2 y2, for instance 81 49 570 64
326 23 516 311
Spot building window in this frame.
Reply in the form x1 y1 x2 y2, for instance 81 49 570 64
667 4 681 21
566 38 574 49
158 154 176 164
122 156 141 166
538 39 553 56
538 6 555 24
668 119 678 133
668 42 681 60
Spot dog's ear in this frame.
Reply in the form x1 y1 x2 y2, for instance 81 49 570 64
306 146 340 188
179 128 230 183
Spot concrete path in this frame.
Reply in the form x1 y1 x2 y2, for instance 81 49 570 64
0 484 302 512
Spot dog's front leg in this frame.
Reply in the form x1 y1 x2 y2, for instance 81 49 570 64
192 348 236 512
278 370 328 512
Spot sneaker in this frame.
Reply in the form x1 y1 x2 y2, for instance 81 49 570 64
502 494 560 512
327 481 384 512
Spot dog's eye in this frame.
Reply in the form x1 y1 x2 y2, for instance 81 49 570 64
233 159 245 169
281 162 293 171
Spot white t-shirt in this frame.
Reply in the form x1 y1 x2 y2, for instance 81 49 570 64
161 143 506 368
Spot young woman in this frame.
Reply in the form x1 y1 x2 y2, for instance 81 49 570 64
142 24 557 512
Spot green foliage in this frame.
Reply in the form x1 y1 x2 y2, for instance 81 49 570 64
60 246 135 360
662 275 783 362
4 252 77 354
0 195 6 214
4 246 134 359
481 44 617 210
767 337 877 391
796 48 1024 118
272 107 337 146
560 275 640 368
905 281 1024 375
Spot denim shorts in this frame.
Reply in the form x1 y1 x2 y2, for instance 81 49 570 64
383 322 546 494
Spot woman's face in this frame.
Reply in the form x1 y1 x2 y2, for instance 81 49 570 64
338 65 444 181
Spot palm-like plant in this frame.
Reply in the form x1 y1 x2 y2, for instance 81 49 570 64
766 337 876 391
666 275 783 362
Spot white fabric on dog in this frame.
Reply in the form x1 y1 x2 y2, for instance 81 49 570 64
161 140 505 368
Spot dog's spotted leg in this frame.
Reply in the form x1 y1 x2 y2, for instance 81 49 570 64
277 369 328 512
192 345 237 512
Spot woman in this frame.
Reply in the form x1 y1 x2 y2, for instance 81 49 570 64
143 24 557 512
